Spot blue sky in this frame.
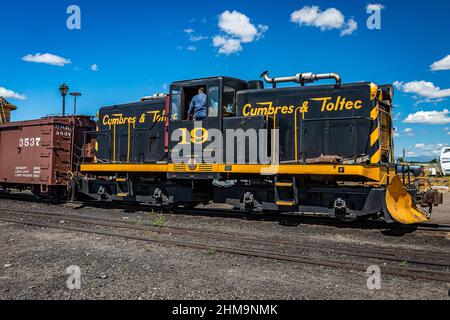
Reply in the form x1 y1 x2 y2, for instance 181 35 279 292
1 0 449 161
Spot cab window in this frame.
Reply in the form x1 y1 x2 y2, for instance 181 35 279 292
170 89 180 121
223 86 236 117
207 86 219 118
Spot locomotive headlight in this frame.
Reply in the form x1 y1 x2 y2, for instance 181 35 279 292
188 158 197 171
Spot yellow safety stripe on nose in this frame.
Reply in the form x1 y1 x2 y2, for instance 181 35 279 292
370 149 381 164
370 127 380 147
370 106 379 120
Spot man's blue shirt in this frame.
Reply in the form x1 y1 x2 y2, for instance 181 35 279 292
188 92 207 120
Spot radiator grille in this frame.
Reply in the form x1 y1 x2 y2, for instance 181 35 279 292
379 106 392 159
198 164 213 172
173 164 186 172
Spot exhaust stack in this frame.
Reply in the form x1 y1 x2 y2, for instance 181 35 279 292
261 71 341 88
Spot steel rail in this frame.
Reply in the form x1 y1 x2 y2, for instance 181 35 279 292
1 208 449 275
1 207 449 266
1 215 450 283
0 191 448 233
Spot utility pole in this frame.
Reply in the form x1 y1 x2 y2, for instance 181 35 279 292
69 92 82 115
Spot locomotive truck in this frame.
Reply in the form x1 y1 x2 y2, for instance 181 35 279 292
72 71 443 225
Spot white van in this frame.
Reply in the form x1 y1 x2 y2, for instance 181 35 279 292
438 147 450 176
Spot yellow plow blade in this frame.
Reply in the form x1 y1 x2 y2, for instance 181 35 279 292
385 176 430 224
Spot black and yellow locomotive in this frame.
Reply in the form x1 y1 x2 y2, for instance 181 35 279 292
77 71 442 225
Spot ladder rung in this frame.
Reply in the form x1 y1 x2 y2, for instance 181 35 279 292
275 182 293 187
116 193 129 197
276 201 295 206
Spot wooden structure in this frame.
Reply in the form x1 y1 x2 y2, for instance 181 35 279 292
0 97 17 123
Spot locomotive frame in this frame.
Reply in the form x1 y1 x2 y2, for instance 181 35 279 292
74 72 443 225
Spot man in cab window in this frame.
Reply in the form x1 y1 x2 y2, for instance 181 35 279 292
188 87 207 121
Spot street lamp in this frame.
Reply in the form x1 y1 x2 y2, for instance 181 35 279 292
59 84 69 116
69 92 82 115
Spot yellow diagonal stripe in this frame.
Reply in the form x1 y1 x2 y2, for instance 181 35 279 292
370 149 381 164
370 127 380 146
370 106 379 120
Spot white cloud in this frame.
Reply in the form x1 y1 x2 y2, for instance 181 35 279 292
403 109 450 125
367 4 385 11
91 64 99 72
187 45 197 51
430 54 450 71
189 35 208 42
0 87 26 100
213 10 267 55
218 10 267 43
341 19 358 36
394 80 450 100
406 143 448 158
184 28 208 42
448 132 450 136
403 128 415 136
22 53 71 67
213 36 242 55
290 5 357 36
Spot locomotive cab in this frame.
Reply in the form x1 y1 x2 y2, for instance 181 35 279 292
167 77 247 177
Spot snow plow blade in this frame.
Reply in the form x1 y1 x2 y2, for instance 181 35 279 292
384 176 430 224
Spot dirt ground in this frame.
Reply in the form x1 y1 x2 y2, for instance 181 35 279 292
0 194 449 300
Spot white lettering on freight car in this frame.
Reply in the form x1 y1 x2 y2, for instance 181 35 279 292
15 167 29 177
33 167 41 178
18 137 41 148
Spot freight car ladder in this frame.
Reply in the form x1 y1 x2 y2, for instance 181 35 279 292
274 176 298 208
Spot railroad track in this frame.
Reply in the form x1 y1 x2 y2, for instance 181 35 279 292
414 222 450 233
0 207 449 283
1 191 449 233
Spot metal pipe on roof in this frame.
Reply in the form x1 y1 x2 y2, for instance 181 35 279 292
261 71 342 87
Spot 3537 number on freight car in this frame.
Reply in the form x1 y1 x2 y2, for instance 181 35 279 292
18 137 41 148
